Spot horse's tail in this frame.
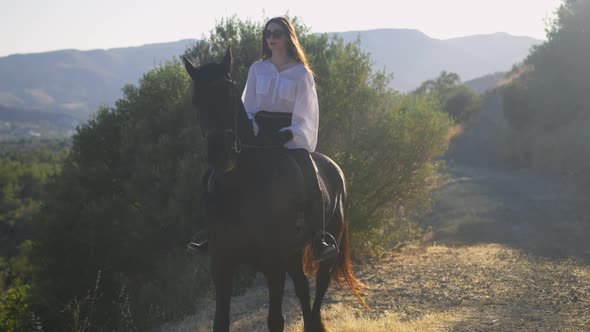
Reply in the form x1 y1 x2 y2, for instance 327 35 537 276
302 223 370 310
332 222 370 309
302 153 369 309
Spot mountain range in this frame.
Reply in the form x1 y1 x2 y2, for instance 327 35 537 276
335 29 538 91
0 39 196 119
0 29 541 138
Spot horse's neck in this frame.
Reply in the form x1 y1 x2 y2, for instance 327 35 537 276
213 151 259 190
236 101 256 145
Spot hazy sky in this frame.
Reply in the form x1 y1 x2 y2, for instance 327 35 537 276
0 0 563 57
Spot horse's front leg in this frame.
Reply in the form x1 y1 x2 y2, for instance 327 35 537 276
265 269 287 332
212 259 234 332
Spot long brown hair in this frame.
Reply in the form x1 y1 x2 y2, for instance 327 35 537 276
261 16 315 77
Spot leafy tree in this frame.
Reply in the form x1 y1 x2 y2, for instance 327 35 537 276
0 141 66 286
443 85 482 122
184 15 264 92
414 71 481 123
496 0 590 174
502 79 536 129
0 140 66 332
414 71 461 95
503 0 590 130
32 65 210 330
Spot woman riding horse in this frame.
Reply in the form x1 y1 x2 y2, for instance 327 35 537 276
189 16 337 262
183 47 367 332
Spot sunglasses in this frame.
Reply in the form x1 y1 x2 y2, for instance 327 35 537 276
264 29 286 39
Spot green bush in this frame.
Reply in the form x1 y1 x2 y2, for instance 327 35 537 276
32 64 210 330
497 0 590 175
503 0 590 130
341 95 451 253
0 141 65 332
0 282 41 331
413 71 481 123
444 85 482 123
502 79 535 130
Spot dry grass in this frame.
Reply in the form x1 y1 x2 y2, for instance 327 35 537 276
337 244 590 332
292 303 460 332
164 294 460 332
495 64 533 88
162 243 590 332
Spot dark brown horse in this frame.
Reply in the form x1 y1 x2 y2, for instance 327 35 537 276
183 48 367 332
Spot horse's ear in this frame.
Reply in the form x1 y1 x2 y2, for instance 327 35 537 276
222 47 233 75
182 55 199 80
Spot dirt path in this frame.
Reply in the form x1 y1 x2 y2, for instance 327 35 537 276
163 163 590 331
423 163 590 260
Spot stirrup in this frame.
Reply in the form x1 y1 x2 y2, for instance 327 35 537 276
314 244 338 263
313 233 339 262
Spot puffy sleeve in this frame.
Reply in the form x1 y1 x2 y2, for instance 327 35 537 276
241 63 259 136
281 70 319 152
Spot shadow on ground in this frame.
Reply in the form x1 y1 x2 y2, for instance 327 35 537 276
421 162 590 262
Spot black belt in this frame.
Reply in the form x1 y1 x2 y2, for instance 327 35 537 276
255 111 293 137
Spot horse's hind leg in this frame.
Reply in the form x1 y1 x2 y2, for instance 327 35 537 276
309 262 332 332
265 270 287 332
287 253 312 331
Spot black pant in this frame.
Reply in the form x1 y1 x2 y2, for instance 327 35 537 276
288 149 325 236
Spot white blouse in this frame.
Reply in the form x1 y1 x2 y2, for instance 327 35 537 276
242 59 319 152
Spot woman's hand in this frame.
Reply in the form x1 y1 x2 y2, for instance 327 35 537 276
271 129 293 146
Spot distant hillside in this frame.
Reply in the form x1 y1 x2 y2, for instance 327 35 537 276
0 39 195 118
445 32 535 67
334 30 539 92
0 105 81 140
0 105 80 124
0 30 540 123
